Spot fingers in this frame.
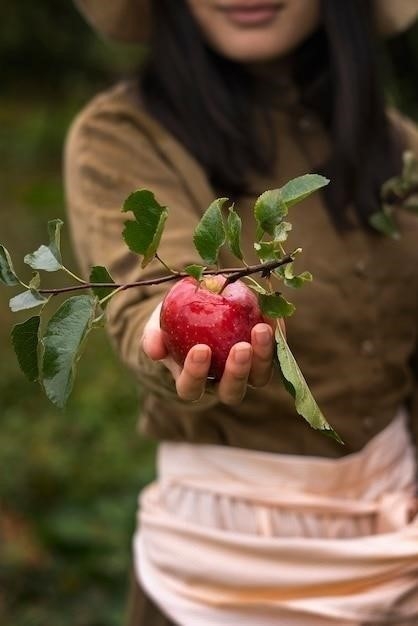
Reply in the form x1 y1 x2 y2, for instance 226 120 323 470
264 316 286 338
217 323 274 405
217 342 253 405
175 330 273 405
248 323 274 387
142 327 168 361
142 304 279 406
141 303 168 361
175 345 212 401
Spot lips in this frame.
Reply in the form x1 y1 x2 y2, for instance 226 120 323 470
217 2 283 27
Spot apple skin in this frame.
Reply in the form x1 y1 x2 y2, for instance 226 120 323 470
160 274 264 380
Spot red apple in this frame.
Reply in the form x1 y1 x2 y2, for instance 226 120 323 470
160 274 264 380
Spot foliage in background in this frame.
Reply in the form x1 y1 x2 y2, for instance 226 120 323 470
385 25 418 119
0 3 417 625
1 3 150 626
1 0 145 95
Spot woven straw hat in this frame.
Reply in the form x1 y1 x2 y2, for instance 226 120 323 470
74 0 417 43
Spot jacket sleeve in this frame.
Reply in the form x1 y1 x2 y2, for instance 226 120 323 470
63 87 217 407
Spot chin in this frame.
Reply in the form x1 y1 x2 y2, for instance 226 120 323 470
221 44 288 63
214 34 290 63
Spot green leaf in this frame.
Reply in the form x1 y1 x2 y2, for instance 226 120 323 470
143 211 168 268
24 219 64 272
280 174 330 208
274 323 343 443
284 271 313 289
273 221 292 242
243 277 267 295
89 266 115 308
254 190 288 236
9 290 48 312
193 198 227 265
369 207 400 239
24 245 62 272
404 197 418 213
253 241 278 262
11 316 40 382
41 295 98 408
47 219 64 265
29 272 41 290
277 263 313 289
259 293 296 318
255 175 329 236
122 189 168 267
380 152 418 216
0 244 19 285
226 207 243 261
402 150 418 182
184 264 206 281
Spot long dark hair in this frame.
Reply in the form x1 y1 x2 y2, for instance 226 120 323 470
140 0 404 229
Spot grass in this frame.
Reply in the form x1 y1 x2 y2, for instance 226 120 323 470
0 89 156 626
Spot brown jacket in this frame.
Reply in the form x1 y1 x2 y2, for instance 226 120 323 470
64 80 418 458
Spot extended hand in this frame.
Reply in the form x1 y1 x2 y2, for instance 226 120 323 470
142 302 279 405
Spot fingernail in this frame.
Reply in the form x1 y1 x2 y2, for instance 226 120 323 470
256 326 272 346
192 346 209 363
234 345 251 364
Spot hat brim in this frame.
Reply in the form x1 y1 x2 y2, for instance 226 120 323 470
375 0 418 36
74 0 150 43
75 0 417 43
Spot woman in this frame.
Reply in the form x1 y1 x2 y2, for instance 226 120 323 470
66 1 418 624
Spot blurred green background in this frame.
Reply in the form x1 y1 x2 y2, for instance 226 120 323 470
0 2 417 625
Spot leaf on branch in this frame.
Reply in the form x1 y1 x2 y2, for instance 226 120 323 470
275 263 313 288
24 245 61 272
193 198 227 265
259 293 295 318
184 264 206 281
29 272 41 291
226 206 243 261
48 219 64 264
402 150 418 182
274 323 343 443
285 271 312 289
280 174 329 208
273 221 292 242
122 189 168 268
380 152 418 217
89 266 115 308
242 277 267 295
369 206 400 239
254 241 281 262
0 244 20 286
255 175 329 236
41 295 98 408
254 190 288 236
11 316 40 382
9 290 48 312
24 219 64 272
404 197 418 213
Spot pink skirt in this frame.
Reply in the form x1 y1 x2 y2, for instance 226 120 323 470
134 410 418 625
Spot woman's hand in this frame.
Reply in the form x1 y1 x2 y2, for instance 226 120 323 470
141 302 281 405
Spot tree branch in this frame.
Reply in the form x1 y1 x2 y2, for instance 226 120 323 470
38 255 295 297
